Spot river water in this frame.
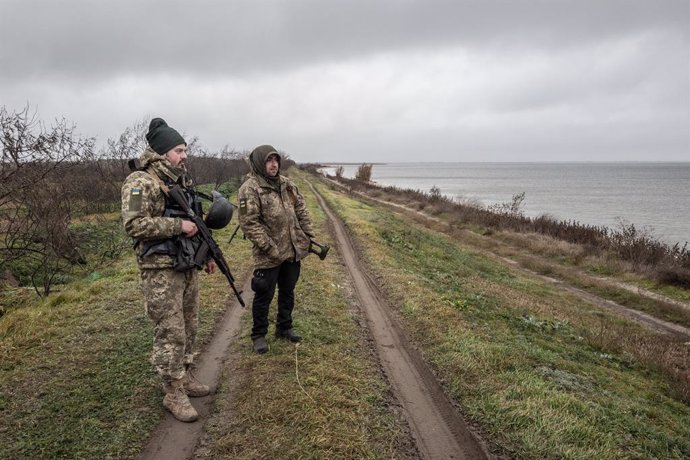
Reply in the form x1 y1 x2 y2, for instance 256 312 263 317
321 162 690 246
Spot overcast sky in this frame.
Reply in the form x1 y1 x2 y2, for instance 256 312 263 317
1 0 688 162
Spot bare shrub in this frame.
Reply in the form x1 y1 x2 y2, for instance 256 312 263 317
298 163 325 175
335 165 345 179
429 185 442 202
488 192 526 217
1 106 95 295
655 264 690 289
329 174 690 289
91 118 149 210
355 163 373 182
186 146 249 190
609 219 675 268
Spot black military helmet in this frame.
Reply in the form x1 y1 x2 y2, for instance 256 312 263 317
205 191 234 229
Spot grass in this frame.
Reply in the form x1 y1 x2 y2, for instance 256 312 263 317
0 206 253 458
0 174 415 459
491 229 690 306
473 231 690 328
3 168 689 458
312 174 690 459
200 171 415 459
1 258 158 458
328 173 690 290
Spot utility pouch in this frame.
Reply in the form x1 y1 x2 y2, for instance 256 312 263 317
139 239 177 259
172 237 199 272
194 240 211 268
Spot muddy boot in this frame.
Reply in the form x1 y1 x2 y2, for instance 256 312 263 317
275 328 302 343
252 336 269 354
163 379 198 422
183 366 211 398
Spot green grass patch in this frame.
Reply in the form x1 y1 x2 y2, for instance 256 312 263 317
0 195 253 458
201 171 415 459
507 251 690 328
314 175 690 459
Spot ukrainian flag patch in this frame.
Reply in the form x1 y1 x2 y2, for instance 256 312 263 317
129 187 143 210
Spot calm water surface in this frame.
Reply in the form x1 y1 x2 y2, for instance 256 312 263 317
324 162 690 246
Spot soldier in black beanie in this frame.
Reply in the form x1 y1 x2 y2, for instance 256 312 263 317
121 116 217 422
146 118 187 155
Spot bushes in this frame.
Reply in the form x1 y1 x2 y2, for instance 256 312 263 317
0 107 251 297
355 163 373 182
1 106 94 295
332 175 690 289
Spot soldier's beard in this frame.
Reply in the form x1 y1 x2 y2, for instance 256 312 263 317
158 159 187 182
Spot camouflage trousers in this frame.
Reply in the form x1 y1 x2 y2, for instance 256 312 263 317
140 268 199 383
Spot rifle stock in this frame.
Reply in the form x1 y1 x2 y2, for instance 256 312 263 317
169 186 245 308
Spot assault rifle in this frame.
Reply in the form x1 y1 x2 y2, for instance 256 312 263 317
169 185 245 308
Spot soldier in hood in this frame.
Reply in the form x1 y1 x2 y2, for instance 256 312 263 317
238 145 315 353
121 118 217 422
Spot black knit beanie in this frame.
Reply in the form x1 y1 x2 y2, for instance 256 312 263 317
145 118 186 155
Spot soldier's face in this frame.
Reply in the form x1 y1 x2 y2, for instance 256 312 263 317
165 144 188 167
265 155 280 177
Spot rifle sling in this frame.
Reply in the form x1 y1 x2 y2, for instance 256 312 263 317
146 166 171 196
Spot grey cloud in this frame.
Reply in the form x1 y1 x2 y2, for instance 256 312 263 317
1 0 687 81
0 0 687 162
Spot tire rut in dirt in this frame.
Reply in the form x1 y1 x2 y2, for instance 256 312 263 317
137 278 251 460
309 181 491 460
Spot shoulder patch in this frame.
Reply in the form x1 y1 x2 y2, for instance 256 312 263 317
239 198 247 216
129 187 143 211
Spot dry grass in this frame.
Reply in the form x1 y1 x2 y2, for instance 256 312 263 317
313 175 690 458
199 171 416 459
0 200 254 458
333 175 690 289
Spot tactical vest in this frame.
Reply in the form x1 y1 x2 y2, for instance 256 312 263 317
137 177 206 271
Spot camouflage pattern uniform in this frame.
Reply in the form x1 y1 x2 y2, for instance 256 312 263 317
238 171 314 269
238 146 314 340
121 147 199 383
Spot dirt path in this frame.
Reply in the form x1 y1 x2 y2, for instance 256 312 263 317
496 256 690 339
309 181 491 459
137 278 251 460
324 177 690 340
138 180 490 459
134 175 687 459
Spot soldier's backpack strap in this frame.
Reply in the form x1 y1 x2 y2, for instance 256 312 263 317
146 166 171 196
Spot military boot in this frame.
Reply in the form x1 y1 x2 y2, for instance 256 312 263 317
163 379 198 422
183 366 211 397
252 336 269 354
275 328 302 343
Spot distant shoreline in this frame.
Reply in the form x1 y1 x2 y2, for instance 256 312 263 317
316 162 690 246
318 161 690 165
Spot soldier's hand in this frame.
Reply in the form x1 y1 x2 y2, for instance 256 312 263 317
205 260 217 274
181 220 198 237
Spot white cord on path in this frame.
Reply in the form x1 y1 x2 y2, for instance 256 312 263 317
294 342 316 404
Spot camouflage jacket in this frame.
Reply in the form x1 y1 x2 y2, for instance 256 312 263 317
238 172 315 269
121 147 190 269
